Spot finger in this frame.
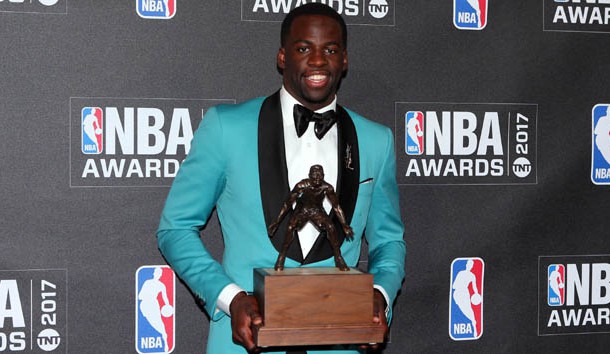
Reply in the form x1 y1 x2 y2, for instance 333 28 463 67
248 347 262 354
232 312 258 350
238 324 257 352
245 309 264 351
249 310 263 326
357 343 381 352
368 343 381 351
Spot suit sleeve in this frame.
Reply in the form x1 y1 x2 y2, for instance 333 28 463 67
366 127 406 323
156 106 232 321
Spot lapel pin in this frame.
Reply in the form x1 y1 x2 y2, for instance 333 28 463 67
345 144 354 171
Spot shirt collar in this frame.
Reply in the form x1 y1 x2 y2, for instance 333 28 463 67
280 86 337 121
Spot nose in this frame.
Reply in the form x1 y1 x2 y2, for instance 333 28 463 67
307 48 327 67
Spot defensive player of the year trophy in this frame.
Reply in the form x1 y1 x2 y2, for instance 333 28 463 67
253 165 385 347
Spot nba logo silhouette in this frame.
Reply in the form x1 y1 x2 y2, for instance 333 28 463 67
405 111 424 155
81 107 103 154
454 0 488 30
136 266 175 354
547 264 565 306
449 257 484 340
592 104 610 185
137 0 176 19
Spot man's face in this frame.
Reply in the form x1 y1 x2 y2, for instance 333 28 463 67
278 14 348 111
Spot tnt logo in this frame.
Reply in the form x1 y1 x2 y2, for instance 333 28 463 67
449 257 484 340
368 0 389 19
592 104 610 185
454 0 488 30
37 328 61 351
137 0 176 19
548 264 565 306
512 157 532 178
136 266 175 354
82 107 103 155
405 111 424 155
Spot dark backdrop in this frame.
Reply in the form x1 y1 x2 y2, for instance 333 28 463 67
1 1 609 353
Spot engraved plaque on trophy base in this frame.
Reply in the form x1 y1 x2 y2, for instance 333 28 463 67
253 267 385 347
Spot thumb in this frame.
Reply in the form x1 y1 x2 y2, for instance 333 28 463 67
249 310 263 326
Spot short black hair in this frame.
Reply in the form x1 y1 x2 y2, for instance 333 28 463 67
280 3 348 48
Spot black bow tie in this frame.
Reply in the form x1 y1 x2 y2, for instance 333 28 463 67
293 104 337 140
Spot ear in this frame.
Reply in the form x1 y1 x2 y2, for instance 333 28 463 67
277 48 286 70
342 50 348 72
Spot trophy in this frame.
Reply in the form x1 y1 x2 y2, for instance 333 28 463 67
253 165 385 347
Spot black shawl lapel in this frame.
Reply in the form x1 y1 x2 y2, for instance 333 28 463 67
335 105 360 226
302 105 360 265
258 92 304 263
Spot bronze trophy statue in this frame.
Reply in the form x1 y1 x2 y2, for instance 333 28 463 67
267 164 354 271
253 165 384 347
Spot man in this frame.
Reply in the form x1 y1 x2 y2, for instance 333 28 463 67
157 4 405 354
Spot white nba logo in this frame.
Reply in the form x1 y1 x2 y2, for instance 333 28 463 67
449 257 484 340
136 266 176 354
592 104 610 185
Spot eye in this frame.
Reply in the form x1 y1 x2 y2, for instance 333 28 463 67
297 46 309 53
324 47 339 55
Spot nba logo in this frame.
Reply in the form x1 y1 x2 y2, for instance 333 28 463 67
405 111 424 155
454 0 488 30
547 264 565 306
81 107 103 154
592 104 610 185
136 266 175 354
136 0 176 19
449 257 484 340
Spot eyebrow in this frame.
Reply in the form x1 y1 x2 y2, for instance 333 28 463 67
292 39 342 47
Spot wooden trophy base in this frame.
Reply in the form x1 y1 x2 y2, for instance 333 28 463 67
253 267 385 347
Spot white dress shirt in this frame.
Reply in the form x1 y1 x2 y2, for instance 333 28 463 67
280 86 339 258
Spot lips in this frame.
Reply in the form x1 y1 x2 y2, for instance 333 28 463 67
304 72 330 88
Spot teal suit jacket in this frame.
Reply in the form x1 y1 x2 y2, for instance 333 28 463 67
157 92 406 354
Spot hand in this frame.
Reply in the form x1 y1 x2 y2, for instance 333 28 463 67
359 289 388 353
229 292 263 353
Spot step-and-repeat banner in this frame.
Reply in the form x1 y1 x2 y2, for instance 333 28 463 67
1 1 609 353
